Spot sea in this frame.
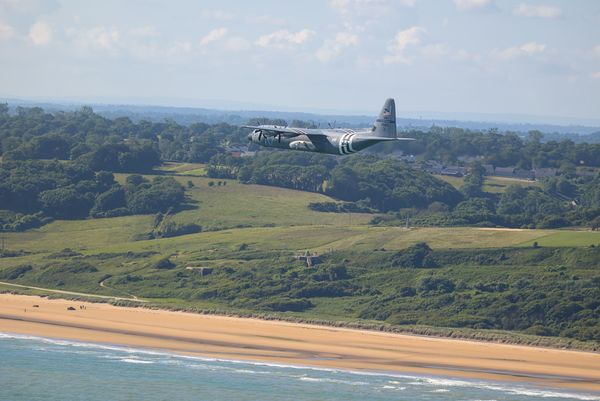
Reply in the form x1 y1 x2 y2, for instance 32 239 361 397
1 333 599 401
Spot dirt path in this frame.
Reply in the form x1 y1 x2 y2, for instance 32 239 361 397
0 281 146 302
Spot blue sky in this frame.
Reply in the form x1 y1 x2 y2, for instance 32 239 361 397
0 0 599 121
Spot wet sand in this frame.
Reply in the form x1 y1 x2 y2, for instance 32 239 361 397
1 294 599 392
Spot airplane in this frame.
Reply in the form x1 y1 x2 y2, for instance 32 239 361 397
243 98 413 155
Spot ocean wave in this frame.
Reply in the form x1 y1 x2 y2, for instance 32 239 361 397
2 332 600 400
410 376 600 401
297 375 368 386
118 358 155 364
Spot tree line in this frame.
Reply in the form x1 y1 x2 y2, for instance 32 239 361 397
0 158 185 231
2 104 599 230
382 127 600 169
2 105 600 168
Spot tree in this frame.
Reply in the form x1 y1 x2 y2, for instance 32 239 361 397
39 187 93 219
90 186 127 217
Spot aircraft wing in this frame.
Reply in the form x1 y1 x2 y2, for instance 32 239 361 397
355 136 415 141
242 125 312 138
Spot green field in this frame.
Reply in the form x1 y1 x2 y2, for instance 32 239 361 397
154 162 207 176
435 174 539 193
483 176 540 193
3 169 597 281
3 173 598 269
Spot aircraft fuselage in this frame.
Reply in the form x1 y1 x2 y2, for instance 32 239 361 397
244 98 411 155
248 128 383 155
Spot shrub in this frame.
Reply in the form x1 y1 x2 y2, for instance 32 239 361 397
418 277 455 295
159 222 202 238
392 243 435 268
154 258 175 269
399 286 417 297
0 264 33 280
260 297 313 312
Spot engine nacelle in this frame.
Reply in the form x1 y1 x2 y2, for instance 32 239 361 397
249 129 263 143
289 140 315 151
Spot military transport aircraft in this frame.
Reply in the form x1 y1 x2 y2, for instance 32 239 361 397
243 98 413 155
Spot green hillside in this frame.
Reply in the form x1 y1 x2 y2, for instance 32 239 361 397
2 170 600 347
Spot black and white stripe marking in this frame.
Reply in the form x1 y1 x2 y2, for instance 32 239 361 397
338 133 356 155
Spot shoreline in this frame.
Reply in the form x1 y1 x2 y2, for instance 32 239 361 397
2 294 600 393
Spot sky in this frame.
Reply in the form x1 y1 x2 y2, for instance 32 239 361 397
0 0 599 121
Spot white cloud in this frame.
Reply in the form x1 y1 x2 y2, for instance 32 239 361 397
421 43 450 59
0 21 15 40
453 0 494 11
128 26 159 38
28 21 51 45
494 41 546 61
315 31 359 62
199 27 228 46
89 26 119 49
520 42 546 54
198 28 250 53
592 45 600 58
384 26 425 64
513 3 562 19
255 29 315 48
68 26 120 50
592 71 600 79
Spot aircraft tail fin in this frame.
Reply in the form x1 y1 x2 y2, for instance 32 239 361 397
372 98 396 139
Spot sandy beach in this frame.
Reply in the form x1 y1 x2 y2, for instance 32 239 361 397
1 294 599 393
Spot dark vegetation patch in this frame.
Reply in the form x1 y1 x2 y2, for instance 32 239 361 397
0 249 30 258
47 248 83 259
0 265 33 280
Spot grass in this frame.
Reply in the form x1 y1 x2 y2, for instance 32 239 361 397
434 174 539 193
519 230 600 247
154 162 207 176
3 170 597 266
433 174 464 189
2 166 599 344
483 176 540 193
115 174 374 230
